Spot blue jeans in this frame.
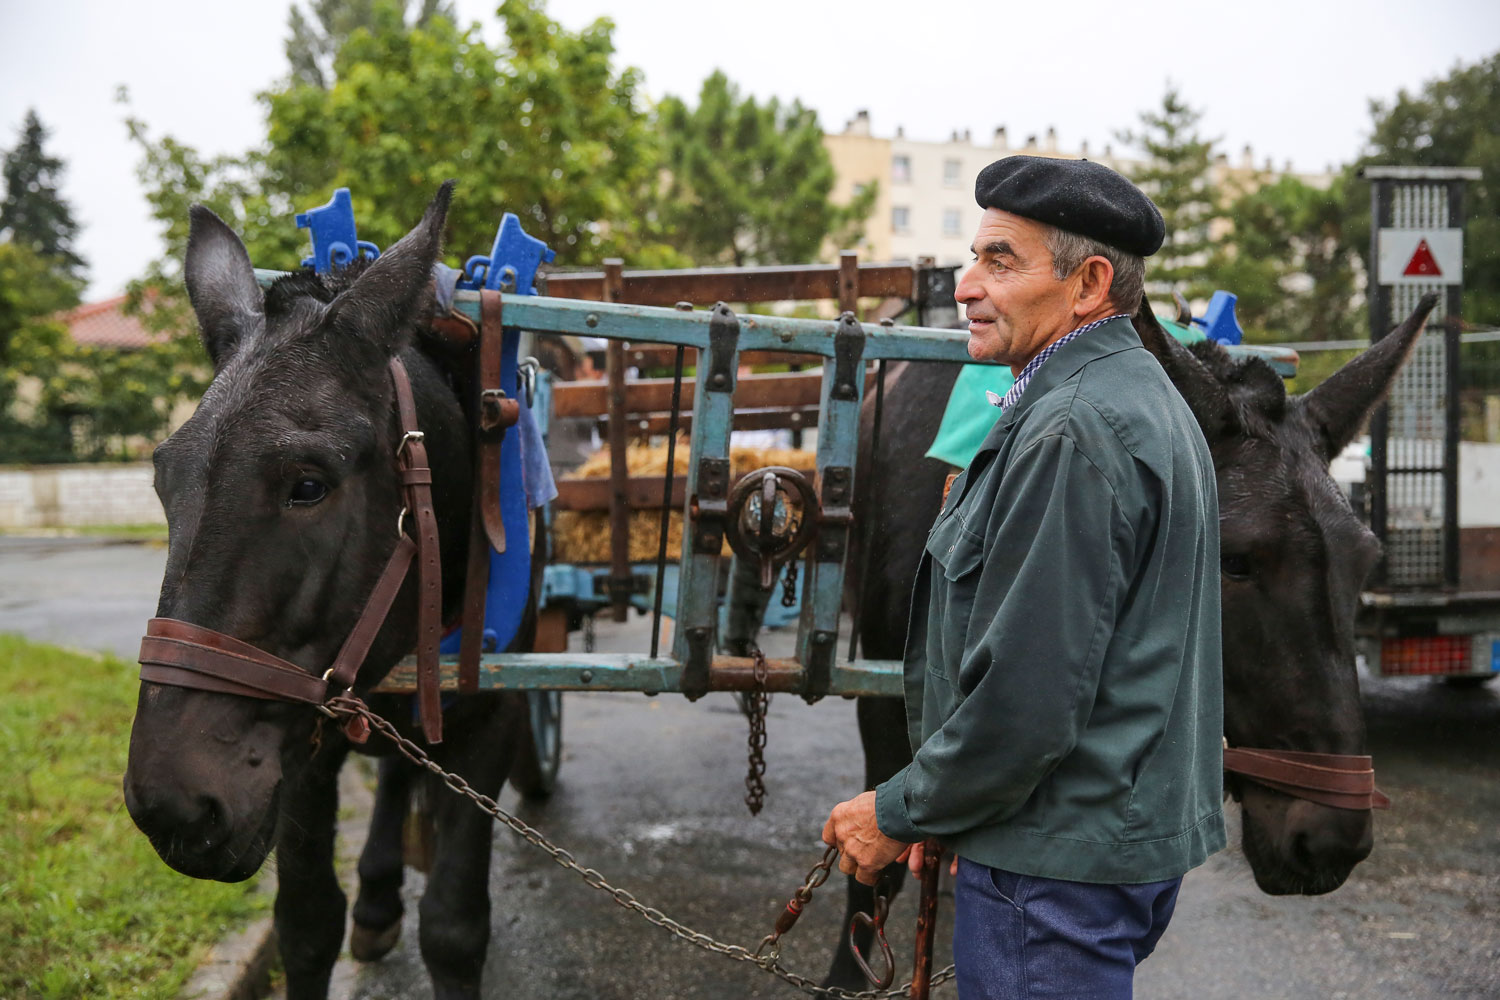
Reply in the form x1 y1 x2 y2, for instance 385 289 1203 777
953 857 1181 1000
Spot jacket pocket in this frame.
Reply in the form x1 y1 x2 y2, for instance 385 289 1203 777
926 513 984 582
923 515 985 684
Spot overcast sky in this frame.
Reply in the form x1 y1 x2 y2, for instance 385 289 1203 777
2 0 1496 299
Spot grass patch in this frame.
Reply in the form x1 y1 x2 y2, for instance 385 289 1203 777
0 523 168 542
70 523 168 541
0 634 267 999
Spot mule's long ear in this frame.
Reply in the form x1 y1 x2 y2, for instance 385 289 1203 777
1299 292 1439 462
1172 290 1193 326
184 206 264 370
1132 295 1238 442
327 181 454 355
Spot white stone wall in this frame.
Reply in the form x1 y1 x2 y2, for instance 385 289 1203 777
0 464 164 529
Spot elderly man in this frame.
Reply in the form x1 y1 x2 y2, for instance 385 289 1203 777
822 155 1225 998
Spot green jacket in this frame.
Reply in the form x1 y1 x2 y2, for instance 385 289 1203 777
874 316 1226 884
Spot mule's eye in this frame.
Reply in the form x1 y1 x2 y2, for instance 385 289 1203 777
1221 553 1252 581
287 479 328 507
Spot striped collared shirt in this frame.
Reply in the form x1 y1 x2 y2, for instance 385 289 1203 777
985 314 1130 411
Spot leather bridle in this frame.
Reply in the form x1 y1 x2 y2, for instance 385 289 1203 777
1223 744 1390 811
138 355 450 743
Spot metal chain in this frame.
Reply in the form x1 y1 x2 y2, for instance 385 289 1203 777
781 555 799 608
745 644 771 816
583 612 596 653
322 695 952 998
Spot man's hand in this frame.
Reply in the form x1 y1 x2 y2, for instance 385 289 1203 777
821 791 910 885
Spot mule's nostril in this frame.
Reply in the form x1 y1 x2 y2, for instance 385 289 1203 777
1288 811 1374 874
126 782 230 856
1290 831 1314 870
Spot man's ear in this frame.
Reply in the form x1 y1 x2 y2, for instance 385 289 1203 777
1072 256 1115 317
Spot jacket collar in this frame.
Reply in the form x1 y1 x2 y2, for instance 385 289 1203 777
978 315 1143 450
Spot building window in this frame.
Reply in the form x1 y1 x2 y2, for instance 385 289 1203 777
943 158 961 187
892 155 911 184
943 208 962 237
892 206 910 234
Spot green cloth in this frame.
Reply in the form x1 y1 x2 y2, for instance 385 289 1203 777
926 316 1204 468
875 316 1226 884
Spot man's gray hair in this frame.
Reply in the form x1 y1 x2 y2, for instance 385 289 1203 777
1042 226 1145 314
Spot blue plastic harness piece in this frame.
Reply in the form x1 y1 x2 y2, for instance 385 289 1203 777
1191 290 1244 346
459 213 556 293
295 188 381 272
438 214 556 661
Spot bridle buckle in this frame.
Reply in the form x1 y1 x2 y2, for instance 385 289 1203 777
396 430 425 458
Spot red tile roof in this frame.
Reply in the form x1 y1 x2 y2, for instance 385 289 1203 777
59 295 165 350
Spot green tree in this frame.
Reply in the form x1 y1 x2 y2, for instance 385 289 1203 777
0 113 89 462
1118 86 1223 298
1351 51 1500 326
654 71 876 266
286 0 454 89
0 241 78 461
0 111 86 285
129 0 679 277
1213 173 1362 345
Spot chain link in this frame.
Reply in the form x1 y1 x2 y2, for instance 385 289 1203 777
781 555 799 608
744 644 771 816
323 694 953 997
583 612 596 653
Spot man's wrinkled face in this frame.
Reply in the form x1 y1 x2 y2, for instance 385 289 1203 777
954 209 1078 370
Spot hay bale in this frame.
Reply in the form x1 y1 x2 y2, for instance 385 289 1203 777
551 439 817 564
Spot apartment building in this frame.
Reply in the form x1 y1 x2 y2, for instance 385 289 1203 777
824 110 1334 268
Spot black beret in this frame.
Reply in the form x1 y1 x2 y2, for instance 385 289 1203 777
974 155 1165 257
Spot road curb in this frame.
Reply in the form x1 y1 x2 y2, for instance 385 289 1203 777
177 757 376 1000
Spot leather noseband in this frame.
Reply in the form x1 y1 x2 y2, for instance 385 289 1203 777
1223 745 1390 811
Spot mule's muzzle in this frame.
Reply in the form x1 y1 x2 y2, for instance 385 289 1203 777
123 768 277 882
1287 799 1373 877
1226 744 1387 895
1238 786 1376 896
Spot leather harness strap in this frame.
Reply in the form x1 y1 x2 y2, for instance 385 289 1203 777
1223 746 1391 811
458 302 495 693
456 289 518 694
390 357 445 743
476 289 518 555
137 357 449 743
325 532 419 691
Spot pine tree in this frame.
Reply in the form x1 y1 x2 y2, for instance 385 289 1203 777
0 110 86 284
1117 86 1221 298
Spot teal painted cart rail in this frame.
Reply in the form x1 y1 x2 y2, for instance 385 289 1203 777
250 274 1297 699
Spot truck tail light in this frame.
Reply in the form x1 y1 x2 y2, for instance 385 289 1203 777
1379 636 1471 675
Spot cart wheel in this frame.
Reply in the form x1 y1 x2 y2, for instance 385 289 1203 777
511 691 562 800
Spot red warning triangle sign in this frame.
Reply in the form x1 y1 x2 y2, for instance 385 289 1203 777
1403 238 1443 277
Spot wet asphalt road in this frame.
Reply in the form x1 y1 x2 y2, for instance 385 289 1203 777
2 537 1498 999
